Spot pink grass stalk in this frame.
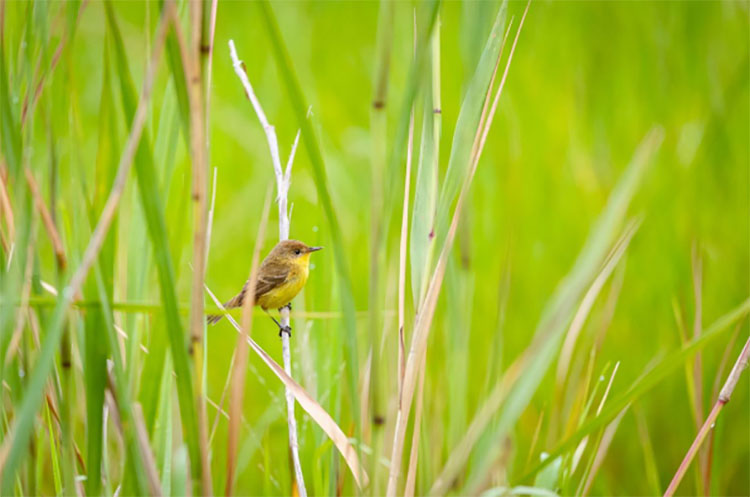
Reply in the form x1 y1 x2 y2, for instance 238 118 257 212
663 336 750 497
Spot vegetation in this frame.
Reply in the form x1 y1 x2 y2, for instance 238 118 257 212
0 1 747 496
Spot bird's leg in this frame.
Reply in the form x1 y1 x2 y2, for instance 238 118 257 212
279 303 293 336
266 308 292 337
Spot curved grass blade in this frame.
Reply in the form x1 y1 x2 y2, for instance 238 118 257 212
409 25 441 309
0 5 172 490
433 0 508 248
383 0 440 221
81 38 119 497
515 297 750 485
205 286 370 489
389 5 518 494
458 128 663 494
104 0 201 483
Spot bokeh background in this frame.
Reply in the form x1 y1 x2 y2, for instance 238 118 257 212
1 0 748 496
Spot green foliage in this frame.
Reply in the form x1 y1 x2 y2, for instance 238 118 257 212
0 1 747 496
104 0 201 484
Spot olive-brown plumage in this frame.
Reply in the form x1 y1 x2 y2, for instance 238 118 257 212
207 240 322 333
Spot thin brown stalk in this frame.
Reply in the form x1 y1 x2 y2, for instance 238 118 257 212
664 336 750 497
226 186 272 495
360 348 373 438
0 384 88 477
173 0 213 492
132 403 163 497
386 5 529 494
103 369 161 496
24 167 66 269
201 0 218 144
0 7 169 486
703 321 742 493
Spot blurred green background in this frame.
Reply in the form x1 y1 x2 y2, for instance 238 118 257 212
1 0 748 495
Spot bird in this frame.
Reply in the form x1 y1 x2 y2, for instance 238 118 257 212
207 239 322 336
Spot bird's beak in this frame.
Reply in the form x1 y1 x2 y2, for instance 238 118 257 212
308 246 323 253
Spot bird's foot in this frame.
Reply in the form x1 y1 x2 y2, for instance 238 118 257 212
281 303 292 312
278 325 292 338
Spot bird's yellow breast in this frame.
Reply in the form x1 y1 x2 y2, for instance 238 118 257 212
256 253 310 310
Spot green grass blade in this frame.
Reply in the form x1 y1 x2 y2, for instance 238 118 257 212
461 128 663 493
516 296 750 485
81 38 119 497
1 294 70 494
45 405 62 496
433 1 507 248
154 357 174 496
104 0 200 482
0 20 21 180
409 32 440 308
383 0 441 221
159 0 190 139
92 253 151 495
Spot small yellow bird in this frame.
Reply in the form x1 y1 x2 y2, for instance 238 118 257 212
207 240 322 336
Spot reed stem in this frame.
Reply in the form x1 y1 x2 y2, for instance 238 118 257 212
664 336 750 497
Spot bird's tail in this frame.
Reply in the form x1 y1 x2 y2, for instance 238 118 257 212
207 287 247 325
206 313 224 325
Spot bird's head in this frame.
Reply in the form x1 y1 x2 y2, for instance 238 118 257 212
270 240 323 266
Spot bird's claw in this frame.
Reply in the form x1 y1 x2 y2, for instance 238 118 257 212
278 325 292 338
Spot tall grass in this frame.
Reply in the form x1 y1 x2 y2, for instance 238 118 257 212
0 1 747 496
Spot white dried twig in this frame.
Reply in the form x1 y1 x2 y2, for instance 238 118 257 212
228 39 307 497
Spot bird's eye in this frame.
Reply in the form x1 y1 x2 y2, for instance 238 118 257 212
294 249 301 255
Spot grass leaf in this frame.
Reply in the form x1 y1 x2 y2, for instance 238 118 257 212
433 1 507 247
104 0 201 482
517 296 750 484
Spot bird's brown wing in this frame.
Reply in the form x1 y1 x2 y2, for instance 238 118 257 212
206 260 290 325
253 259 291 300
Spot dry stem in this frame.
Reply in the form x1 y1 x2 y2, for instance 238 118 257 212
0 0 170 480
228 39 307 497
663 336 750 497
386 4 529 494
